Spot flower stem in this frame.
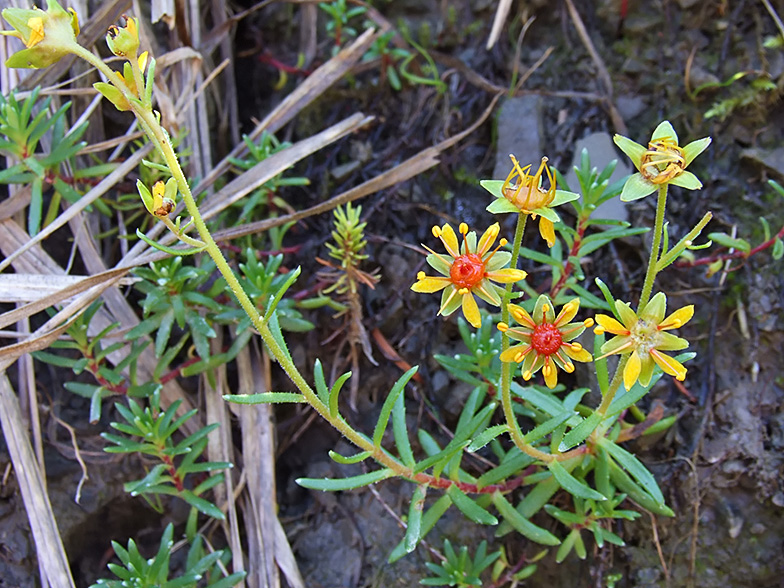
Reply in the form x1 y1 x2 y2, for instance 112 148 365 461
596 355 628 416
638 185 668 310
499 215 553 462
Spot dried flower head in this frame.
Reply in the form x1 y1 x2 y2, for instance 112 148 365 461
613 121 711 202
480 155 579 248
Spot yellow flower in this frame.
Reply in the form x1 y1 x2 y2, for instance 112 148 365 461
480 155 580 248
594 292 694 390
1 0 80 69
498 295 593 389
411 222 527 328
93 52 149 112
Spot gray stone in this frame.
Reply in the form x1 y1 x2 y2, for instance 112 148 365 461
564 132 631 224
492 96 542 180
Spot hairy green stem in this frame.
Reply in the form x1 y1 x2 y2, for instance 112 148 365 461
596 355 628 416
638 185 668 310
499 215 553 462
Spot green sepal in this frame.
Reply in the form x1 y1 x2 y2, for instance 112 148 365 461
486 198 521 214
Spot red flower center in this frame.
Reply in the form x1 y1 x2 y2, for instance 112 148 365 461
450 253 485 289
531 323 563 356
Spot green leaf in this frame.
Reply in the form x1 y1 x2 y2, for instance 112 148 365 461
524 412 573 445
313 359 329 405
707 232 751 254
392 388 415 467
446 485 498 525
600 439 664 505
296 468 393 491
578 227 648 256
329 450 371 465
180 490 225 520
608 458 673 516
264 266 301 322
549 459 606 501
558 411 603 452
223 392 306 404
135 229 204 255
467 424 509 452
492 492 560 546
328 371 352 417
476 449 536 490
388 495 451 563
372 366 418 447
772 238 783 261
404 484 427 552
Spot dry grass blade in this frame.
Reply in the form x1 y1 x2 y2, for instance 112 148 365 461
0 375 76 588
204 331 246 588
193 26 379 198
0 269 132 330
486 0 514 50
207 94 501 244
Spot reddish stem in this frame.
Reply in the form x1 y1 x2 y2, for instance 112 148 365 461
550 213 589 298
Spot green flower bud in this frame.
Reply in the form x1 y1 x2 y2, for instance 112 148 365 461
1 0 80 69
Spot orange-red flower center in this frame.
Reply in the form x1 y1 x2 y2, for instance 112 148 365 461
531 323 563 356
450 253 485 289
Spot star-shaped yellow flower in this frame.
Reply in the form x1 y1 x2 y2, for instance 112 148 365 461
498 295 593 389
411 222 527 328
594 292 694 390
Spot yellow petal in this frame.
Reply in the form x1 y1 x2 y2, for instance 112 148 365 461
138 50 149 72
461 292 481 328
660 305 694 330
27 16 44 47
650 350 687 380
554 298 580 327
439 223 460 257
624 350 642 391
486 268 527 283
543 361 558 388
411 276 450 293
539 217 555 248
595 314 628 335
508 304 536 328
563 345 592 363
477 222 500 255
500 345 530 363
